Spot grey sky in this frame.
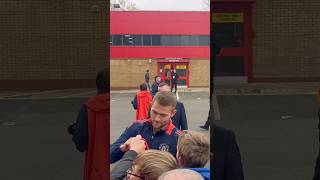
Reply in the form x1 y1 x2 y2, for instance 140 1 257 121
134 0 209 11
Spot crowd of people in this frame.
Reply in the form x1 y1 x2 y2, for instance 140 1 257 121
67 68 245 180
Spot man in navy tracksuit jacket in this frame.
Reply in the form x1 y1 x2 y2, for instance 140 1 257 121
110 91 181 163
136 82 188 130
158 82 188 130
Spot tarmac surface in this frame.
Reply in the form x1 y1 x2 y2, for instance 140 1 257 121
0 82 319 179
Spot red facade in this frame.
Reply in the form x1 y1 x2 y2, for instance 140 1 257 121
110 11 210 59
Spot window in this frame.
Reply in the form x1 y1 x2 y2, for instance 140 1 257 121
199 35 210 46
151 35 161 45
112 35 123 45
123 35 133 45
143 35 151 45
111 35 210 46
213 23 244 48
132 35 142 46
162 35 181 46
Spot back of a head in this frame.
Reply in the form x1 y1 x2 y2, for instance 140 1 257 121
96 68 108 94
177 130 210 168
158 82 170 93
153 91 177 109
158 169 204 180
140 83 148 91
133 150 177 180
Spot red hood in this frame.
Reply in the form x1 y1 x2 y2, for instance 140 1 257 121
137 90 151 98
86 93 109 112
136 91 152 120
83 93 109 180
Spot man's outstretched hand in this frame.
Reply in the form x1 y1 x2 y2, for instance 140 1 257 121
119 135 146 154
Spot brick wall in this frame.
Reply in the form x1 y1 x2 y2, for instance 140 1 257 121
252 0 320 81
189 60 210 87
0 1 108 90
111 59 210 89
110 59 157 89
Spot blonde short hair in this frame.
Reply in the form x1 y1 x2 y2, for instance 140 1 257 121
133 150 177 180
153 92 177 109
177 130 210 168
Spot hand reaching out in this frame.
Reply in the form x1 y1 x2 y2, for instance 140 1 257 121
120 135 145 153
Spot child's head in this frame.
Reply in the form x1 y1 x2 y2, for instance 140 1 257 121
176 130 210 168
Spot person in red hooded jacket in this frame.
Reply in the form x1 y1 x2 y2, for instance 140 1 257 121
68 68 109 180
131 83 153 121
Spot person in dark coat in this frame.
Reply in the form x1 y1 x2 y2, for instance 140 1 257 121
171 69 179 94
158 82 188 130
67 69 109 180
212 125 244 180
145 69 150 90
200 35 221 131
200 106 213 130
150 75 161 97
312 88 320 180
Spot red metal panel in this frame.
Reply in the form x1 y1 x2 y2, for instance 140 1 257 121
111 11 210 35
110 46 209 59
212 1 253 80
218 48 246 56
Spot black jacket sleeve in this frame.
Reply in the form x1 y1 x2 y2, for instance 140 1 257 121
110 150 138 180
179 102 188 130
132 95 137 110
72 105 88 152
313 109 320 180
213 126 244 180
224 130 244 180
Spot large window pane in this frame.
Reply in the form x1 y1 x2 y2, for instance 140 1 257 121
199 35 210 46
152 35 161 45
111 34 209 46
123 34 133 45
112 35 123 46
162 36 181 46
181 36 190 46
132 35 142 45
213 23 244 48
143 35 151 45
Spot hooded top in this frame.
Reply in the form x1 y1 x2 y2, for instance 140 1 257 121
190 168 211 180
83 93 109 180
136 91 152 120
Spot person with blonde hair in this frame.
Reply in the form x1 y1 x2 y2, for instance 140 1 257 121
176 130 210 179
127 150 177 180
111 136 177 180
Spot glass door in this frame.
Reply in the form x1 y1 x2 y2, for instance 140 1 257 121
159 62 189 88
174 64 188 87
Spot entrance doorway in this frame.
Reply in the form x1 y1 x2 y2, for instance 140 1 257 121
211 1 253 83
158 62 189 88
